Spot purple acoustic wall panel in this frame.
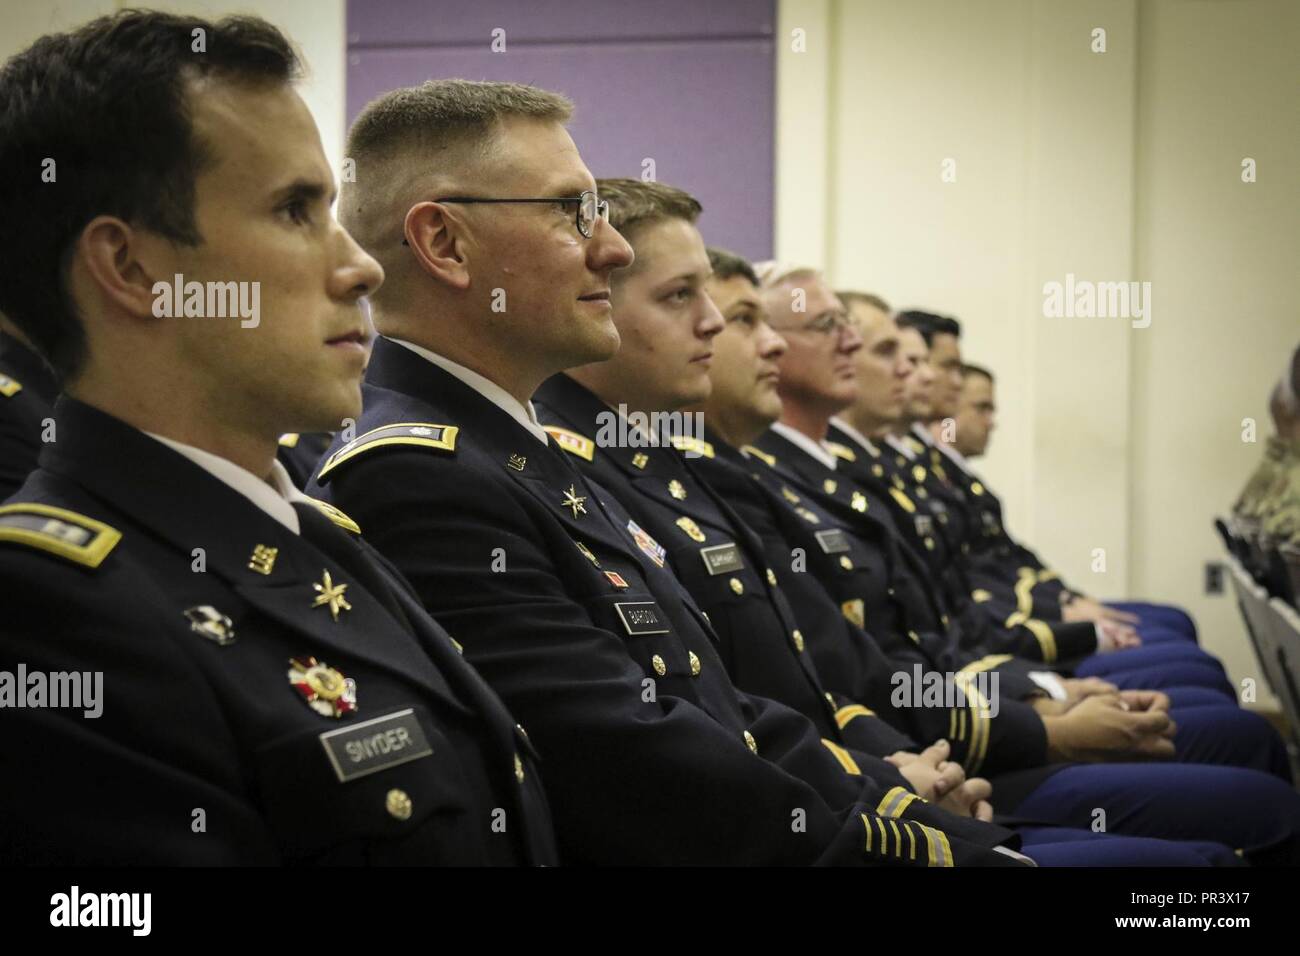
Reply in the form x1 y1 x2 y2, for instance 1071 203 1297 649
346 0 775 260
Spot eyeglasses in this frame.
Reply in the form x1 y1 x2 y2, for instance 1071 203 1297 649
772 311 854 336
403 189 609 243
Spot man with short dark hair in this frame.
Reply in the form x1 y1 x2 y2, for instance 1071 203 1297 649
0 12 556 865
953 364 996 459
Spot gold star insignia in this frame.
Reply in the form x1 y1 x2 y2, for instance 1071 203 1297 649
311 569 352 622
632 453 649 470
561 485 587 519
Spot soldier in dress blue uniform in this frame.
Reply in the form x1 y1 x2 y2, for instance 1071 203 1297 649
0 11 555 865
309 78 1034 866
529 182 1282 864
0 316 58 500
685 248 1300 859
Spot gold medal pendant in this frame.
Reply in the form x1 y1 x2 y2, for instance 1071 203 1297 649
289 656 357 718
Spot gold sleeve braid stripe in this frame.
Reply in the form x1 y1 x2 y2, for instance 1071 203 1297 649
961 684 993 775
1022 618 1059 663
876 786 921 818
835 704 876 728
820 738 862 775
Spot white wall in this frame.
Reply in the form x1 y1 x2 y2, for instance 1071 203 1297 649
0 0 347 176
777 0 1299 706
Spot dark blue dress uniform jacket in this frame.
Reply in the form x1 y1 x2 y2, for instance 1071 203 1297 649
309 336 1025 866
0 398 557 865
532 372 916 761
0 331 58 501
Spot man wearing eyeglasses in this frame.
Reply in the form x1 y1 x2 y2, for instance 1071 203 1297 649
309 79 1031 866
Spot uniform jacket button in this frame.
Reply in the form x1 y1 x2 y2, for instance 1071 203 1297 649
386 788 413 821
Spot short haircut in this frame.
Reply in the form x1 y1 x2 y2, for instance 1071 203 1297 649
961 362 994 383
597 178 702 247
838 291 891 314
342 79 574 303
0 10 302 379
706 247 759 287
896 310 961 345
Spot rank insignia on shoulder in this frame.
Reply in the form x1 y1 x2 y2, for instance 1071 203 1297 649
544 426 595 461
627 519 667 567
304 497 361 534
289 656 357 718
675 516 706 543
669 435 715 459
0 503 121 568
826 441 857 463
316 422 458 481
184 605 236 645
0 374 22 397
741 445 776 467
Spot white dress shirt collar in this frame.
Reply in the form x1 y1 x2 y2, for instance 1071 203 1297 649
829 416 880 456
771 421 839 470
387 337 550 446
144 432 310 534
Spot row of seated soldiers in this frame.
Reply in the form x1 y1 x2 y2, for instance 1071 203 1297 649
2 22 1298 864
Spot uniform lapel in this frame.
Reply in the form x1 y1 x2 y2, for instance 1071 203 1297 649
41 398 469 713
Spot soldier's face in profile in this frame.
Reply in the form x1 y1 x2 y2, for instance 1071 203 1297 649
165 79 383 434
955 373 996 456
702 275 786 435
898 326 935 420
848 302 907 425
928 332 964 418
765 275 862 415
458 118 634 376
602 218 722 410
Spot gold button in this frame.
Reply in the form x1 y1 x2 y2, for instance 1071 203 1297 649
385 788 413 821
823 479 838 494
744 730 758 754
839 555 853 570
887 587 896 596
871 464 884 477
907 630 920 643
941 615 950 627
792 629 805 652
916 487 928 499
766 568 777 586
825 692 836 710
851 492 867 513
729 577 744 595
651 654 667 676
689 651 702 676
514 753 525 784
938 513 949 524
924 537 936 550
